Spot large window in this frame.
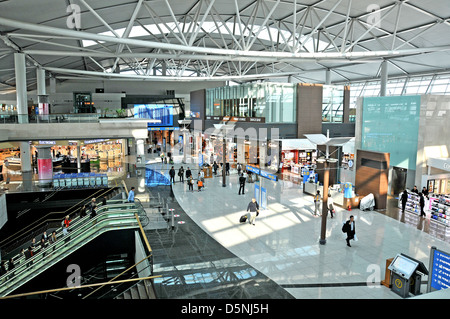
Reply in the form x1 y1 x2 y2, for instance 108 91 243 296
349 74 450 109
322 85 344 123
206 83 296 123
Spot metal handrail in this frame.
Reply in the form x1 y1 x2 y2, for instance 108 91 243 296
0 275 162 300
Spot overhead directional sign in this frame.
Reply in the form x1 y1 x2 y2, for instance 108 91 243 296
246 165 277 181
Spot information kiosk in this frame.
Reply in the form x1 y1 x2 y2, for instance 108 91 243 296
388 253 428 298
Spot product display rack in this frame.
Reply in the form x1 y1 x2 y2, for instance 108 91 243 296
398 191 421 215
430 194 450 226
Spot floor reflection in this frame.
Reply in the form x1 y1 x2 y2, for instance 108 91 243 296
145 185 294 299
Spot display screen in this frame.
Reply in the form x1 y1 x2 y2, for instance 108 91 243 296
133 104 173 126
390 255 419 278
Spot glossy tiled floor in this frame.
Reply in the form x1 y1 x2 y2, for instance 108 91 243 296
147 158 450 300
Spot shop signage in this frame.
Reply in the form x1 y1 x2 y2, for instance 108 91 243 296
38 140 56 145
427 157 450 172
206 116 265 123
84 139 106 144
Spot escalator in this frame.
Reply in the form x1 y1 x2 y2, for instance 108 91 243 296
0 200 148 297
0 187 120 258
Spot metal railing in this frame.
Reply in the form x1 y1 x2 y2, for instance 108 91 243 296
0 113 138 124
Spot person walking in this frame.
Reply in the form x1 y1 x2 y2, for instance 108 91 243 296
343 215 356 247
238 173 246 195
237 163 242 176
419 192 426 217
247 198 260 226
197 172 204 191
422 186 429 199
178 166 184 183
169 166 176 184
7 258 14 280
79 204 87 218
40 238 48 258
314 191 321 216
213 161 218 176
25 246 34 267
63 215 72 229
188 175 194 192
226 162 230 176
128 186 135 202
328 193 335 218
400 189 408 213
185 167 192 181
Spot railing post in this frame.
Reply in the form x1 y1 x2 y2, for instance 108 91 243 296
169 208 175 230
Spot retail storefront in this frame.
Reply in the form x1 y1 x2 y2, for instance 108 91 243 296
280 139 317 175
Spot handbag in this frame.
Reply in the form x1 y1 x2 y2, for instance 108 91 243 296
353 235 358 242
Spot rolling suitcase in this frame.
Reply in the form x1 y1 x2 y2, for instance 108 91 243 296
239 214 248 223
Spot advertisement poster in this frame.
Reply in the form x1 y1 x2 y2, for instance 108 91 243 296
38 158 53 184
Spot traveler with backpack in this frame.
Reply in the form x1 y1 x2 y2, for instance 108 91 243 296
342 215 356 247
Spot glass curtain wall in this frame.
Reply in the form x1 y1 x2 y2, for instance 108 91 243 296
322 85 344 123
206 83 296 123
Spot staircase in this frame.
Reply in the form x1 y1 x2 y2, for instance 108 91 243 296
115 279 156 299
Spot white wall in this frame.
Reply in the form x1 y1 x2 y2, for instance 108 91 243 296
415 95 450 188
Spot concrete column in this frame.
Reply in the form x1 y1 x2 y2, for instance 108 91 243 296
49 76 56 94
136 138 145 167
20 141 32 173
380 60 388 97
77 144 81 173
36 68 46 95
14 53 28 123
36 145 53 187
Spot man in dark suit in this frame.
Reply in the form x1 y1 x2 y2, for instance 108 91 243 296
343 215 356 247
238 173 246 195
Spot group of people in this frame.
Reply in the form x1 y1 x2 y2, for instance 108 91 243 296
400 185 428 217
212 161 230 176
169 166 205 192
313 190 335 218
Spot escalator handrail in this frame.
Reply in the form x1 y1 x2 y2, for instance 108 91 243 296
0 187 118 249
0 210 143 296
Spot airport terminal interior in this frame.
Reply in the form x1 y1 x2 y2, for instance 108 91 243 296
0 0 449 303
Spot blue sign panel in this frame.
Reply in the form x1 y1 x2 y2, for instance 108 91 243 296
246 165 260 175
260 170 278 181
431 249 450 291
261 187 267 209
254 184 260 204
246 165 277 181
